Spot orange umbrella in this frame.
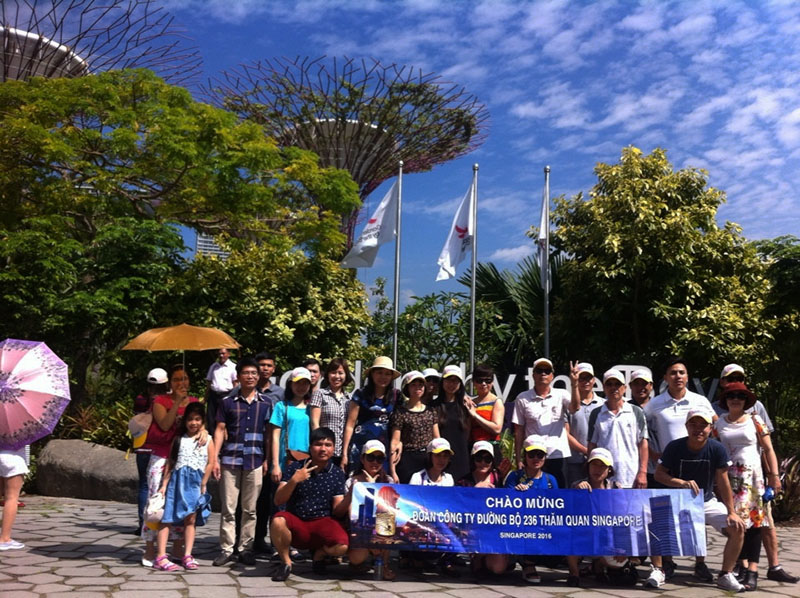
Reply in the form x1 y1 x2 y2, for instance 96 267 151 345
122 323 240 352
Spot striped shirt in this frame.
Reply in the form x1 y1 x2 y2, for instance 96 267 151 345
217 391 272 470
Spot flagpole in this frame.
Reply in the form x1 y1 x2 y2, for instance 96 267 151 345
469 164 478 376
543 165 550 359
392 161 403 367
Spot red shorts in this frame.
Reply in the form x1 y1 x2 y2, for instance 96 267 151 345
274 511 349 550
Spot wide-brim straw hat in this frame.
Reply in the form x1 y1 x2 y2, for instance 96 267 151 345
365 356 401 380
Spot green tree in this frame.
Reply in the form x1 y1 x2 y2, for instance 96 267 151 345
364 278 508 373
0 69 361 403
550 146 773 376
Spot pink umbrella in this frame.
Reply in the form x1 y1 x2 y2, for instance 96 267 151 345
0 339 71 450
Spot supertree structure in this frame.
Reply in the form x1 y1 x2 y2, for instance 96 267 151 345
1 0 201 84
208 56 490 247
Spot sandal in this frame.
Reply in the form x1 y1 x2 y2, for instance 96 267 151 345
383 565 397 581
523 564 541 584
153 555 180 572
182 555 199 570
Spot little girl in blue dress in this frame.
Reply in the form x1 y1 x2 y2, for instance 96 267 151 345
154 402 215 571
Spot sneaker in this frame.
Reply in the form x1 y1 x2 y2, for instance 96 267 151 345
141 556 154 567
767 566 800 584
567 574 580 587
694 561 715 583
663 559 676 579
212 552 236 567
239 551 256 566
0 539 25 551
717 572 745 593
645 566 665 588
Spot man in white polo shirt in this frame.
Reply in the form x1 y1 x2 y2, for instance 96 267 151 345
643 356 716 583
512 357 580 488
587 369 648 488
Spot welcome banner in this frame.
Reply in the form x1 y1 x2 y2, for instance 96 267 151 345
349 484 706 556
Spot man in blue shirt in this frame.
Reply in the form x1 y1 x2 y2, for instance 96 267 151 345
270 427 348 582
212 357 272 567
648 409 745 592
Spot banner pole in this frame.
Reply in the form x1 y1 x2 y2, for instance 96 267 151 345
469 164 479 376
543 165 550 359
392 161 403 367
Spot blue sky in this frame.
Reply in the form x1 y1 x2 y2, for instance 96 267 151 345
164 0 800 305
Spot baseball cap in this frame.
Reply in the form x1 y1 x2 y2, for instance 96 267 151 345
720 364 745 379
533 358 554 370
630 368 653 383
146 368 168 385
427 438 453 454
603 369 625 384
523 434 547 453
576 363 594 376
471 440 495 456
685 408 714 423
361 439 387 456
290 367 312 382
422 368 440 379
401 370 425 388
441 365 463 381
588 447 614 467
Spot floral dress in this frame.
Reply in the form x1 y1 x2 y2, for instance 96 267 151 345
713 414 769 528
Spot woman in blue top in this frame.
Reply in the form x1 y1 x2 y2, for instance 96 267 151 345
341 356 401 473
270 367 312 484
504 434 558 584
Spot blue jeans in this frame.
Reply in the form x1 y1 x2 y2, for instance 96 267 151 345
136 451 151 528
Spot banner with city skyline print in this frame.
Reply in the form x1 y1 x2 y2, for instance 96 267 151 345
349 484 706 556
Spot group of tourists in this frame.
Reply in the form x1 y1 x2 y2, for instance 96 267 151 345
125 351 798 592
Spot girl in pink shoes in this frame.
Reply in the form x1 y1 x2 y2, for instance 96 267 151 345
154 402 215 571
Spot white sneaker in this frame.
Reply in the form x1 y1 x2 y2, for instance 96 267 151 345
717 572 745 593
645 566 665 588
0 539 25 550
141 556 154 567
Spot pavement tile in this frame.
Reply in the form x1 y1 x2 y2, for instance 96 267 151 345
3 592 38 598
355 593 406 598
400 592 452 598
63 576 126 585
340 581 378 591
379 581 440 592
0 583 33 591
17 572 64 584
445 589 508 598
180 572 240 585
109 592 185 598
302 593 356 598
34 584 77 593
239 589 299 597
118 580 189 590
52 566 111 577
291 583 340 591
2 566 53 575
44 593 107 598
188 586 241 598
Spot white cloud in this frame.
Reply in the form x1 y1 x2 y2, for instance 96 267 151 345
488 244 534 263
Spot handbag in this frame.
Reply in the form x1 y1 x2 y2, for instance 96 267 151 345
128 412 152 449
144 492 165 523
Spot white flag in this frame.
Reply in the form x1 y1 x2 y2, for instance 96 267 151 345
538 176 551 292
340 182 398 268
436 181 475 281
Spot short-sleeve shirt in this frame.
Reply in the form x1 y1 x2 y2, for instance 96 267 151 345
644 390 714 455
143 395 199 458
659 437 730 502
512 387 572 458
259 382 285 406
270 401 310 470
503 469 559 489
409 469 454 486
389 407 437 451
712 399 774 433
566 395 604 464
206 360 238 393
281 459 346 520
309 388 350 457
217 391 272 470
588 401 648 487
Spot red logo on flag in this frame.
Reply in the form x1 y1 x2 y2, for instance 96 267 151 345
368 218 377 224
455 225 468 239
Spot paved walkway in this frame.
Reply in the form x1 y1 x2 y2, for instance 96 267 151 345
2 495 799 597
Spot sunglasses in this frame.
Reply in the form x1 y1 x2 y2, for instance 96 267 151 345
578 374 593 381
726 375 745 382
364 453 385 463
526 450 546 459
474 378 493 385
727 393 749 401
533 368 553 375
473 453 493 463
604 380 623 388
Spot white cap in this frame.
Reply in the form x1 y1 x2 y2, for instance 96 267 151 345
421 368 440 379
361 439 387 456
630 368 653 383
290 367 312 383
523 434 548 453
401 370 425 388
588 447 614 467
147 368 168 385
471 440 495 456
533 358 553 370
441 365 463 381
426 438 453 454
685 408 714 424
576 363 594 376
603 369 625 384
720 364 745 379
